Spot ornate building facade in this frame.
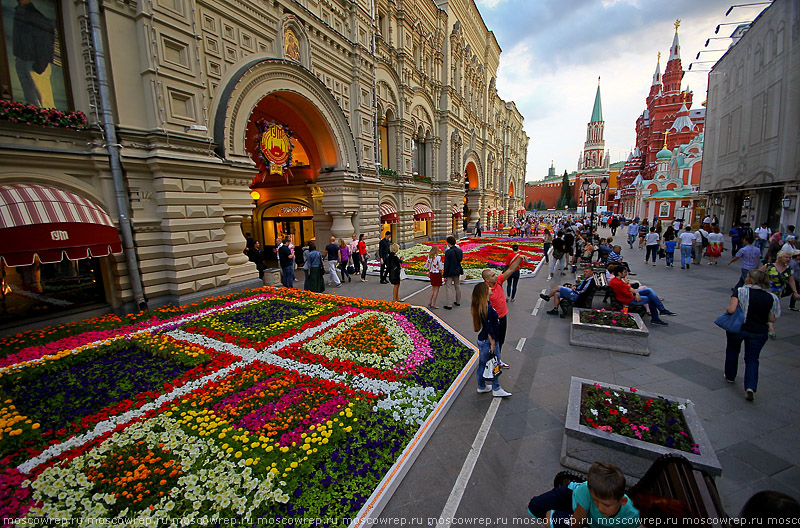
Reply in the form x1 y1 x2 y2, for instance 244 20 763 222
0 0 528 325
615 21 706 223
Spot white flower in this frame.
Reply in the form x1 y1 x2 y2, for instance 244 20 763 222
618 407 628 415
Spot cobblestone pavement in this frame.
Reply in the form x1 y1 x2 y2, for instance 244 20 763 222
348 227 798 522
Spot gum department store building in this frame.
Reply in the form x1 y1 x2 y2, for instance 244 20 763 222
0 0 528 325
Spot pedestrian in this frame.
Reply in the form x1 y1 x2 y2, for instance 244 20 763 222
765 232 782 264
679 226 695 269
324 236 342 287
760 251 800 338
548 231 566 280
527 461 639 526
789 250 800 311
379 232 392 284
563 228 576 273
627 220 638 249
471 282 512 397
338 238 351 283
664 237 677 268
475 219 482 237
755 222 772 257
248 241 265 281
349 234 361 276
728 235 761 289
542 228 552 263
638 219 649 250
358 234 368 282
644 226 660 266
244 232 256 253
729 223 742 256
482 254 523 368
610 216 620 236
387 242 403 302
304 242 325 293
505 244 522 302
442 236 463 310
278 238 293 288
425 246 443 309
706 226 724 265
723 269 781 401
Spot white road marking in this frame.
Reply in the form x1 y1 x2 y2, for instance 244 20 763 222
401 284 431 302
532 308 539 316
435 397 502 528
516 337 526 351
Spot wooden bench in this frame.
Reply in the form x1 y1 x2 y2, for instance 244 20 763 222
628 454 730 523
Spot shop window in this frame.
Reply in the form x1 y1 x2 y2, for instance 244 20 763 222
0 0 72 110
414 219 429 237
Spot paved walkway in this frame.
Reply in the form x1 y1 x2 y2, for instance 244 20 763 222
331 228 798 522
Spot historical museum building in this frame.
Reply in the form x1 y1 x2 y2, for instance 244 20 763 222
615 21 706 225
0 0 528 326
701 0 799 233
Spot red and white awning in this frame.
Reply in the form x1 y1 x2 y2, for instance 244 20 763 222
517 207 526 214
413 203 434 221
0 184 122 266
451 204 462 218
380 202 399 224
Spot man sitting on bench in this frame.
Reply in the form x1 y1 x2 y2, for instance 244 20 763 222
607 264 676 326
540 266 595 316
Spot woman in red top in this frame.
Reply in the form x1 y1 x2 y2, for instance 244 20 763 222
357 234 368 282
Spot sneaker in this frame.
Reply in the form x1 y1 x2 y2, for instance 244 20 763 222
335 283 342 288
546 308 559 316
745 389 754 401
443 306 452 310
477 386 492 394
547 275 553 281
653 263 656 266
540 293 551 301
686 265 690 270
661 310 677 316
561 272 567 276
500 361 510 369
651 319 669 326
492 388 512 397
510 297 515 302
724 376 734 384
453 302 461 306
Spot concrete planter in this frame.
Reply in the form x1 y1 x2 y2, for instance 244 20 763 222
561 377 721 482
570 308 650 356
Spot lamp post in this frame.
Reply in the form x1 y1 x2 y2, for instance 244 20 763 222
581 177 609 234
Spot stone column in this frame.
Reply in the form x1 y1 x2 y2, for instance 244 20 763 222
222 215 256 285
219 174 260 287
317 171 361 245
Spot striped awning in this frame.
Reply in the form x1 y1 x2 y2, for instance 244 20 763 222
413 203 434 221
451 204 462 218
0 184 122 266
380 202 399 224
517 207 526 213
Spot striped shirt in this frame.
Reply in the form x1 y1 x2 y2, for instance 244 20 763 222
735 244 762 270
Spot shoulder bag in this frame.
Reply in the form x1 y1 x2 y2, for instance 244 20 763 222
483 354 502 379
714 307 744 333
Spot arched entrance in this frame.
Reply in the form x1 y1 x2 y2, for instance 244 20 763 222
464 161 480 231
214 59 359 261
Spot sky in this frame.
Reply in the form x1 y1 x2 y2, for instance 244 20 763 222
474 0 769 182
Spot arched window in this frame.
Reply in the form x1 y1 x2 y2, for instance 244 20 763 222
379 116 390 169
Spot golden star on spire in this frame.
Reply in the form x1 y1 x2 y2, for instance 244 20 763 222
657 51 661 62
663 130 670 149
674 19 681 32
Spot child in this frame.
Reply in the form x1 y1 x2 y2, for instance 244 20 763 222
664 238 677 268
528 462 640 527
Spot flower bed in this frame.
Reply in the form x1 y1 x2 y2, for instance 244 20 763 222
562 377 721 480
570 308 649 356
367 237 543 280
0 288 474 522
578 309 638 329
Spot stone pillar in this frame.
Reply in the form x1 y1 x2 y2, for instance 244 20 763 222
467 191 481 229
220 174 260 286
222 215 256 284
317 171 360 245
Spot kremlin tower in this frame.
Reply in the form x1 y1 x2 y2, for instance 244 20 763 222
577 78 611 209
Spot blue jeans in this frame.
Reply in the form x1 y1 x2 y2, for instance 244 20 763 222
558 286 579 303
680 245 692 268
755 238 768 257
665 251 674 267
543 243 551 263
628 234 636 248
476 339 500 391
734 268 751 290
630 288 665 321
506 270 520 299
528 486 573 526
725 330 769 391
281 265 294 288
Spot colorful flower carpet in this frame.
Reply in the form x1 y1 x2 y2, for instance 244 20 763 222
0 289 474 522
368 237 544 280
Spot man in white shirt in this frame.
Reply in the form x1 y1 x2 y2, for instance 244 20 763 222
693 226 709 265
679 227 696 269
673 219 682 231
702 215 712 225
755 222 772 257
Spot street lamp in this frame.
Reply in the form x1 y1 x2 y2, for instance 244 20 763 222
581 177 609 234
743 197 751 208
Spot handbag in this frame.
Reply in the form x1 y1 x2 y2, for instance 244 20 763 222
346 265 355 274
714 307 744 333
400 268 407 280
483 355 501 379
658 248 666 259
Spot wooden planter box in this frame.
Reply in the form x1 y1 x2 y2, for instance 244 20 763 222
570 308 650 356
561 377 722 482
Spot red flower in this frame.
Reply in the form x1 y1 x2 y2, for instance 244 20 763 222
609 409 618 415
629 387 637 393
620 417 629 423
